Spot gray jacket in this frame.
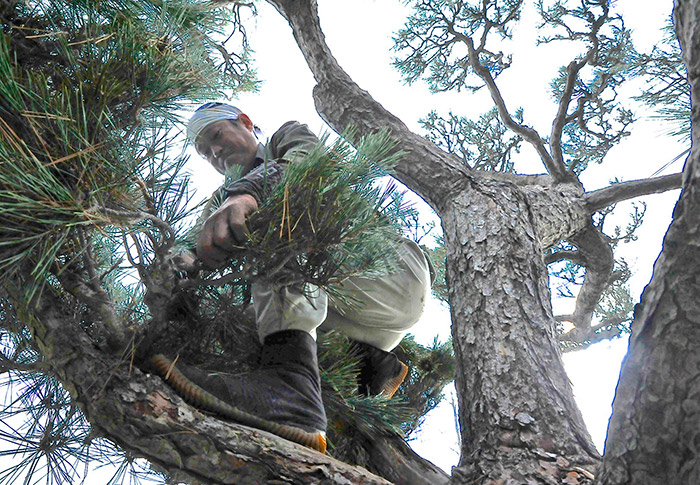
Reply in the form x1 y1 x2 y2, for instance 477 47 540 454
222 120 319 207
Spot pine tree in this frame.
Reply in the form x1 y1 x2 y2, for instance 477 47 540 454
0 1 455 483
1 0 693 483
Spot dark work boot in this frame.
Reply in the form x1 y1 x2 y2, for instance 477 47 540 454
152 330 327 453
352 341 409 399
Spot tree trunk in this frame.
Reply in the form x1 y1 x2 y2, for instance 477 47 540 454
443 181 599 483
598 1 700 482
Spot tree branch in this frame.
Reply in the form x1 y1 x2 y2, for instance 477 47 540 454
584 172 683 212
453 30 572 182
550 60 585 168
266 0 470 212
54 266 129 352
545 249 585 266
25 290 394 485
0 353 49 374
559 315 630 350
566 225 614 336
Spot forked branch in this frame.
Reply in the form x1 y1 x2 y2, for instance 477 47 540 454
267 0 470 211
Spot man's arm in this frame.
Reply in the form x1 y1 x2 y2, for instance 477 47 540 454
197 122 319 269
196 194 258 269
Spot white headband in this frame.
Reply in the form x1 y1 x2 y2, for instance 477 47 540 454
186 104 243 142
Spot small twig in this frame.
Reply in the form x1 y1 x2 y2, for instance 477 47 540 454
47 142 105 167
129 338 135 376
280 185 288 239
134 178 157 216
99 258 124 284
24 31 68 39
164 354 180 381
78 229 99 288
285 185 292 241
67 33 113 46
181 270 248 288
20 111 73 122
122 232 145 277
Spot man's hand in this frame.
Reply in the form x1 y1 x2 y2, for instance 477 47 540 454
197 194 259 269
172 250 198 277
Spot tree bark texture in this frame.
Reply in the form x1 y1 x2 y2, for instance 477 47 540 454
360 433 450 485
25 291 392 485
598 1 700 482
443 181 599 483
267 1 601 482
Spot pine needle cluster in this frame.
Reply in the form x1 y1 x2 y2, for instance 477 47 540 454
192 131 412 301
0 0 254 301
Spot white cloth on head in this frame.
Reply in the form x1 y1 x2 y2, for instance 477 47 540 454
187 104 242 142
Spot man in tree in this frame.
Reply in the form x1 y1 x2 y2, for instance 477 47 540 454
154 102 434 453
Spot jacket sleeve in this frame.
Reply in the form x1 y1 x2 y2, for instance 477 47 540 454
222 121 320 206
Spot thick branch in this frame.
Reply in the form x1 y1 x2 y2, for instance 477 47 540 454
361 433 449 485
584 172 683 212
54 267 129 352
567 225 614 336
545 249 585 266
457 33 571 182
550 60 586 168
267 0 470 212
25 291 392 485
559 315 630 351
550 2 608 172
0 353 48 374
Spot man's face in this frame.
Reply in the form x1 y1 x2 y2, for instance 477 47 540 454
195 119 258 176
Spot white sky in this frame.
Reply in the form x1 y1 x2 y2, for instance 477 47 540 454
182 0 683 473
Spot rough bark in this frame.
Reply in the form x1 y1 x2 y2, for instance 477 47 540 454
25 291 391 485
443 181 599 483
361 433 450 485
597 0 700 482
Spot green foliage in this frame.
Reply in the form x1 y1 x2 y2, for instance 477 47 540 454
421 107 522 172
193 131 413 304
422 235 448 304
395 0 639 174
0 1 452 472
321 332 455 466
0 0 254 300
0 0 259 482
393 0 523 92
632 18 690 144
0 301 165 485
539 0 637 173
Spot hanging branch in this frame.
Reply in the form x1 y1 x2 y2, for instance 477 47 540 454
557 224 614 341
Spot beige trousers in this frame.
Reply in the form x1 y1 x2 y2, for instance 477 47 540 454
252 238 432 351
